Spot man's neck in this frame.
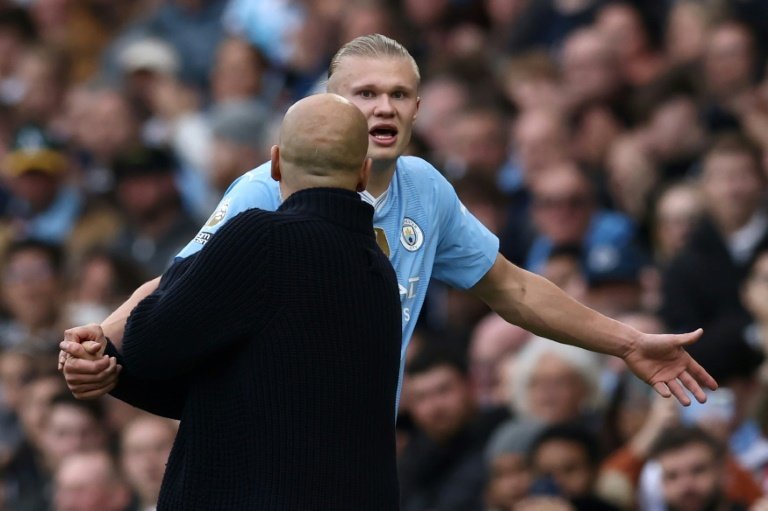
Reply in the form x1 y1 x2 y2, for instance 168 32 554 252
366 158 397 198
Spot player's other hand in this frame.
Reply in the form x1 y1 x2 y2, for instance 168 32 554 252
59 324 121 400
623 329 717 406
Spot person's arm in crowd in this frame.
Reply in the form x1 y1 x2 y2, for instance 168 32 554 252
470 254 717 405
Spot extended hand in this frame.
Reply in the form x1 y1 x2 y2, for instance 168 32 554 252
623 329 717 405
59 324 121 399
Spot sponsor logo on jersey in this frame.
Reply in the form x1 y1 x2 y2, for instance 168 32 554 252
193 231 212 245
374 227 390 257
205 199 231 227
400 218 424 251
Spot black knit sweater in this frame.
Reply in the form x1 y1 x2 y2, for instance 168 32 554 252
107 187 402 510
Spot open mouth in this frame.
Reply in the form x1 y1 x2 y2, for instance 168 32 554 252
369 126 398 146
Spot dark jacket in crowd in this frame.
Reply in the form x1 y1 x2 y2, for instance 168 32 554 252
107 188 402 511
661 215 768 332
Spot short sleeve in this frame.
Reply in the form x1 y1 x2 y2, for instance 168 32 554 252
431 172 499 289
175 163 279 259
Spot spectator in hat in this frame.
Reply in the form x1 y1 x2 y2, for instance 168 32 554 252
583 241 648 317
107 145 198 276
207 100 270 195
1 125 81 245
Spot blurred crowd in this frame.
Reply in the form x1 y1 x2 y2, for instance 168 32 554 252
1 0 768 510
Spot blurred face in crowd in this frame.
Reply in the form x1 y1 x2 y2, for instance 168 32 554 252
531 439 595 498
646 97 705 162
665 1 708 64
560 29 619 106
327 55 420 171
403 0 450 28
701 150 764 233
415 76 468 155
0 351 34 412
340 3 393 44
54 451 130 511
210 138 264 193
486 452 532 510
512 109 570 182
485 0 528 28
742 251 768 323
121 416 177 506
469 315 530 407
658 442 724 511
571 104 623 169
526 353 588 423
41 402 106 470
16 47 63 123
606 136 658 220
448 110 509 180
654 183 702 262
531 164 594 245
596 3 649 60
116 172 178 223
73 90 138 160
409 364 474 443
18 375 64 449
2 247 61 329
704 23 755 98
211 37 263 103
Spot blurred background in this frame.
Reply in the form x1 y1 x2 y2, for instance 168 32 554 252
1 0 768 510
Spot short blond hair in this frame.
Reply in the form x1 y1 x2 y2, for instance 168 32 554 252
328 33 420 82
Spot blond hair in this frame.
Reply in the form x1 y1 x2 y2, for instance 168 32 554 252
328 33 420 82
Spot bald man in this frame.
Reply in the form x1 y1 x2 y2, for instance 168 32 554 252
62 94 402 510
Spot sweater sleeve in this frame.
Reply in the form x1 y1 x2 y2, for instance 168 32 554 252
105 341 187 419
121 210 274 379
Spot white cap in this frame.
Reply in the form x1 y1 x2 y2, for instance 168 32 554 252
118 37 180 76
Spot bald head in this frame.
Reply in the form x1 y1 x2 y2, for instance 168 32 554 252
271 93 370 196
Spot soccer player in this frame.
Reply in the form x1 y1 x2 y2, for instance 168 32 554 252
61 34 715 406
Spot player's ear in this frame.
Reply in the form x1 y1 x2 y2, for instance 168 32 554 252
270 145 281 182
356 158 372 192
413 96 421 121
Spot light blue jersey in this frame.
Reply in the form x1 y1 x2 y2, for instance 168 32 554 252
177 156 499 401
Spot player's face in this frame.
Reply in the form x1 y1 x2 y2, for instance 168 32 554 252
328 56 420 165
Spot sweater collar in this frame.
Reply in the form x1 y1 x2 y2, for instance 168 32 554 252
278 187 374 236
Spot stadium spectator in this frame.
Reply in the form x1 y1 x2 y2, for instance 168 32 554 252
400 347 507 511
120 414 177 511
662 133 768 332
53 450 132 511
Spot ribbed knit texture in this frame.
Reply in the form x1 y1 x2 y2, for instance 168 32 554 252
108 187 402 510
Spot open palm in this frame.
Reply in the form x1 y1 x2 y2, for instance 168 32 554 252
623 328 718 405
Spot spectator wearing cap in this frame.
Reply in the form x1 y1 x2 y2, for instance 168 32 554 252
107 145 199 276
583 240 648 317
484 420 543 511
207 100 270 194
662 133 768 333
525 162 638 290
1 125 82 245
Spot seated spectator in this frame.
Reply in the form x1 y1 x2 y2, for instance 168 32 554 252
468 312 532 410
483 420 543 511
207 100 270 195
649 426 753 511
517 422 619 511
662 133 768 332
510 336 602 427
651 180 704 267
583 240 648 317
120 414 177 511
107 145 199 276
399 347 507 511
0 239 66 353
54 450 132 511
526 161 636 280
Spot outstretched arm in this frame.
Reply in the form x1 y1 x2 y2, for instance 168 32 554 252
470 255 717 405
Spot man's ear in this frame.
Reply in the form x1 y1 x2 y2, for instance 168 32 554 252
356 158 372 192
413 96 421 122
270 145 281 182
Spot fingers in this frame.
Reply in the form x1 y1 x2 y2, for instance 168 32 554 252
59 341 90 359
64 357 121 399
57 350 70 371
82 340 104 356
667 379 691 406
63 323 104 344
686 357 718 391
678 370 707 404
653 381 671 398
62 356 112 380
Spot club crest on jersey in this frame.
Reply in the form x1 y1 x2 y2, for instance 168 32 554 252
400 218 424 251
205 199 230 227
